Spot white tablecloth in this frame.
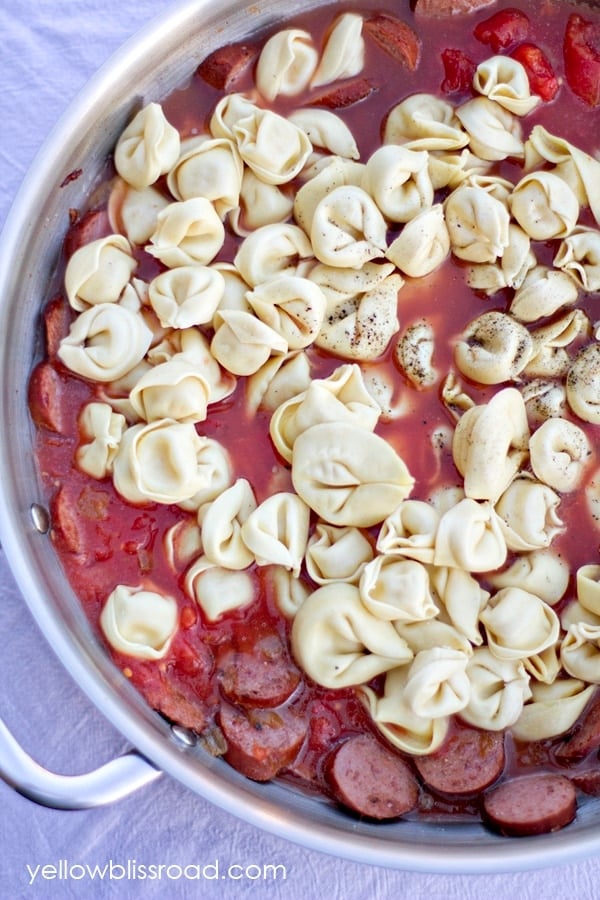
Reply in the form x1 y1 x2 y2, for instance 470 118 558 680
2 2 600 897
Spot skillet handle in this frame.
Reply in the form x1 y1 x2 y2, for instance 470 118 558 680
0 716 161 809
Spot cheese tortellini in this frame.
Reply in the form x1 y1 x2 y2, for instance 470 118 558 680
58 303 153 383
270 362 381 463
114 103 180 191
65 235 137 310
310 185 388 268
76 402 126 479
291 582 413 689
445 185 510 263
112 419 215 505
310 12 365 88
452 387 530 502
473 56 540 116
100 584 178 660
291 422 415 527
255 29 318 100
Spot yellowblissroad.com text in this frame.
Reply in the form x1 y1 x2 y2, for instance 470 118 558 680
25 859 287 886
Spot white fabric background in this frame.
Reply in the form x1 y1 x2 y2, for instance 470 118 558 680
1 1 600 897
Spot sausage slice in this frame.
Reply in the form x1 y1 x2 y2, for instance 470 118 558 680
28 361 67 434
218 634 302 708
414 726 505 796
482 774 577 836
218 702 306 782
555 692 600 762
326 733 418 820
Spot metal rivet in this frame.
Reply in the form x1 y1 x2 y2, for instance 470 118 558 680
30 503 50 534
170 724 197 748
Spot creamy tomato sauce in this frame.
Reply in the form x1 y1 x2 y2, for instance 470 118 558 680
30 0 600 828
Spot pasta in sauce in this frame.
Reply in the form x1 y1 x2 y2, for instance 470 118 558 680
28 0 600 832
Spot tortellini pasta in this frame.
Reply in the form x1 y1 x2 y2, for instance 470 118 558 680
234 223 313 287
467 223 535 296
473 56 540 116
146 198 225 268
270 363 381 463
199 478 257 570
524 124 600 226
246 276 326 349
310 185 388 269
495 475 564 552
487 550 569 607
566 343 600 424
311 12 365 88
512 678 596 742
529 417 591 492
364 145 434 224
454 311 533 384
445 185 510 263
376 499 440 564
305 523 373 585
240 492 310 576
433 498 507 572
232 107 313 185
361 665 450 756
76 401 126 479
359 556 438 623
509 265 578 323
509 171 580 241
526 308 590 379
577 564 600 617
291 422 415 527
109 181 171 246
560 613 600 684
114 103 180 191
462 648 531 731
148 266 225 329
112 419 212 505
128 356 211 424
287 109 359 160
231 170 294 234
65 235 137 310
554 227 600 292
176 437 233 511
290 582 413 689
429 566 488 647
452 387 529 502
185 560 258 622
245 350 311 414
58 303 153 383
455 97 523 161
386 204 450 277
384 93 468 152
480 587 560 661
167 136 244 218
255 29 318 100
394 320 437 389
149 327 236 404
100 584 178 659
314 271 402 360
211 310 288 376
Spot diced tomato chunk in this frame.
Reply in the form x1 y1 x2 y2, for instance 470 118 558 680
511 43 559 101
564 13 600 107
473 8 530 52
441 48 476 94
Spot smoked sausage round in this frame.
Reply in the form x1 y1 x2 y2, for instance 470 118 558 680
326 733 418 820
482 774 577 836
